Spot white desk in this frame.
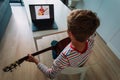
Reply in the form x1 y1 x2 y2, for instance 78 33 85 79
23 0 71 39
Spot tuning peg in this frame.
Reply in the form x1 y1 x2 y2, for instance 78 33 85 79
14 63 17 67
3 66 9 72
10 69 13 72
11 64 15 69
14 67 16 69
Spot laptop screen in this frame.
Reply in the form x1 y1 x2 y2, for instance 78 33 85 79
29 4 57 31
34 5 50 19
29 4 54 20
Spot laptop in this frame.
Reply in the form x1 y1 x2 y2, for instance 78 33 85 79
29 4 58 32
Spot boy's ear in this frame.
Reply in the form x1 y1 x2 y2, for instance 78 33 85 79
67 30 73 38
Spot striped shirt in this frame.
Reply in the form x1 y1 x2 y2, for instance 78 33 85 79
37 34 95 79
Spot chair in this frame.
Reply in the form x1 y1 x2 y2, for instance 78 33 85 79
50 66 88 80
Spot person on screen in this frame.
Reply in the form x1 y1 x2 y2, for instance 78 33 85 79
38 6 48 16
26 9 100 79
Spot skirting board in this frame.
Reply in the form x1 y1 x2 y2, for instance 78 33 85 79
107 43 120 60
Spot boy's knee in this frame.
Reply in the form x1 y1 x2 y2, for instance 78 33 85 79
51 40 58 59
51 40 58 46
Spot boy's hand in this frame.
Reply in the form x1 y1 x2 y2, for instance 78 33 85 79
26 54 39 65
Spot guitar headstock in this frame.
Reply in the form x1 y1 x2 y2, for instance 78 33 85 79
3 60 23 72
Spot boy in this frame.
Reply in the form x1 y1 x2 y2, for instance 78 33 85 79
26 9 100 79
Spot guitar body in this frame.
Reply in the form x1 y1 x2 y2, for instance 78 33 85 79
53 37 71 55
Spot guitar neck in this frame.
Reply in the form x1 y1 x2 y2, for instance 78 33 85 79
18 46 53 64
3 46 53 72
32 46 52 56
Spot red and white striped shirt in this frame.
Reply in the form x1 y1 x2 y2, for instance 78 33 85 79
37 34 95 79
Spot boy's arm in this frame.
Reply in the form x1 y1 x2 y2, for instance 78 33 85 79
88 33 96 48
89 33 96 40
37 52 69 79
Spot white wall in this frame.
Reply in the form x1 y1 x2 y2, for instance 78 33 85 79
76 0 120 59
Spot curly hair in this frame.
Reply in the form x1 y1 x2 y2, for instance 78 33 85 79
67 9 100 42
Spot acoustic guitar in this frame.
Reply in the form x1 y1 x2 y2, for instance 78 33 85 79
3 37 71 72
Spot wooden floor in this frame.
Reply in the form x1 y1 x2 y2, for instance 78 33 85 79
0 6 120 80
